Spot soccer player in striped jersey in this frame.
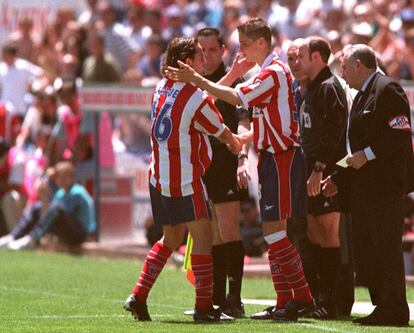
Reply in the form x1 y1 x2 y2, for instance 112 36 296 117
166 18 315 321
124 37 242 323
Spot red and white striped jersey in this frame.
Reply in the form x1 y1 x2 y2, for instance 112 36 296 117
149 78 225 197
235 52 300 154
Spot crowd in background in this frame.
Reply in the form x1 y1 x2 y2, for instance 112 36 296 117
1 0 414 250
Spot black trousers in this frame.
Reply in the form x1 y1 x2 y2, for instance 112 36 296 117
12 202 87 245
352 191 409 321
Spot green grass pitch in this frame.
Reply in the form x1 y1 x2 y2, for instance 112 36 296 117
0 249 413 332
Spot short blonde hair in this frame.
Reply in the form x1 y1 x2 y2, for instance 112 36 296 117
54 161 75 178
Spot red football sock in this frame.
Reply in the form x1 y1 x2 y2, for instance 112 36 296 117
132 241 173 302
270 237 313 303
191 254 213 312
268 249 293 309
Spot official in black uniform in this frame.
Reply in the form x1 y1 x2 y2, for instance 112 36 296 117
296 37 348 319
328 44 411 326
197 28 249 317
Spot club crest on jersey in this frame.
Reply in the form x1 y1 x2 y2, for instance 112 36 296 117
388 115 410 131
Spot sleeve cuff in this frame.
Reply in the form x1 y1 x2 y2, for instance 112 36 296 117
364 147 376 161
235 86 250 109
212 124 225 138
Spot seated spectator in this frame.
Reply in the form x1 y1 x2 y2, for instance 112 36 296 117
0 139 27 234
4 161 96 250
0 167 57 247
239 198 264 257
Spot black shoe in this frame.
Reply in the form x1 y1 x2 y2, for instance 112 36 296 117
310 296 337 320
123 294 151 321
222 294 245 318
354 310 409 327
250 306 276 320
193 306 234 323
273 299 316 322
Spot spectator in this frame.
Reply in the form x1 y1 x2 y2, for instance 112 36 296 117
0 139 27 234
33 22 61 81
48 79 82 165
0 43 44 118
162 4 194 43
137 34 164 79
96 0 134 72
7 17 40 63
0 168 55 248
5 161 96 250
82 30 121 83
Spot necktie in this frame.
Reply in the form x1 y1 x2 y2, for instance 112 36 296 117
351 90 363 113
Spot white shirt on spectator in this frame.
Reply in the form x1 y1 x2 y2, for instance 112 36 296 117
0 58 43 116
104 24 134 72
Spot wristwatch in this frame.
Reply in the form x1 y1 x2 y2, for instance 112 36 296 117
313 163 324 172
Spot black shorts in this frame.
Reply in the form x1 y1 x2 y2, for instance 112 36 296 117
203 146 248 204
149 184 212 226
306 159 340 216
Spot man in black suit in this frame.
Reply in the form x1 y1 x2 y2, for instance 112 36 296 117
326 44 412 326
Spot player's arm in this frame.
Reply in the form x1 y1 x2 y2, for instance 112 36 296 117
237 117 252 189
166 60 243 106
217 126 242 155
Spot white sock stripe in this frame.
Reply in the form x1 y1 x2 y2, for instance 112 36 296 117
140 272 158 280
191 263 212 268
146 256 167 266
293 283 310 291
278 254 300 266
149 250 169 261
136 283 150 290
285 270 303 279
275 249 296 261
272 244 294 255
289 276 306 285
273 281 290 286
194 274 213 279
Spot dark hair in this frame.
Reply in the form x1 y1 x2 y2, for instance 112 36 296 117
162 37 197 73
345 44 377 69
308 36 331 63
196 27 225 47
2 43 18 56
237 17 272 46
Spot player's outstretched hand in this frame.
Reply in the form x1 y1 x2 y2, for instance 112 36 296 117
238 130 253 145
230 53 256 77
165 60 197 83
237 157 250 189
227 134 242 155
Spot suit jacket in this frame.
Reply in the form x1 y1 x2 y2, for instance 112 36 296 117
347 72 412 200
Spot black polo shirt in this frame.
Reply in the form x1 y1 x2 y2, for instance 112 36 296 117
300 66 347 165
